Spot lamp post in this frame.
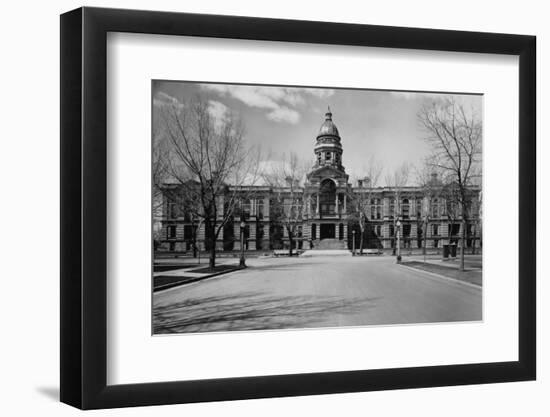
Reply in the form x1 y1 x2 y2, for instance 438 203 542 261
396 219 402 263
352 230 356 256
239 220 246 268
423 215 429 264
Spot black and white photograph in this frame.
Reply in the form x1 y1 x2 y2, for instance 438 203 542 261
152 81 483 334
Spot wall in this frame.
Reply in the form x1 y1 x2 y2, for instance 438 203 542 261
0 0 546 416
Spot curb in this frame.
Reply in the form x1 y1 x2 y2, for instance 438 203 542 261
154 266 246 293
399 263 482 290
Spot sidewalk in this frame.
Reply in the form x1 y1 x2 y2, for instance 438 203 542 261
153 260 244 292
401 259 482 287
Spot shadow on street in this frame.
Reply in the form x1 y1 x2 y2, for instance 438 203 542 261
154 291 381 334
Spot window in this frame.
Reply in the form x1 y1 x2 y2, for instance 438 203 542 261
242 199 252 219
376 225 382 237
432 224 439 236
168 201 178 219
257 198 264 219
389 199 395 219
167 225 177 239
416 199 422 217
432 199 439 218
389 224 395 236
317 153 322 164
449 223 460 236
402 199 410 219
325 152 332 161
312 224 317 240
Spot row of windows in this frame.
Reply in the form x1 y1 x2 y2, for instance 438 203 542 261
166 222 476 241
316 151 341 165
167 196 476 220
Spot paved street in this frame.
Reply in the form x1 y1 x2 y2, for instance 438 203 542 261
153 256 482 334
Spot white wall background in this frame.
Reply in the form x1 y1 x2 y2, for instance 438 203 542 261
0 0 545 415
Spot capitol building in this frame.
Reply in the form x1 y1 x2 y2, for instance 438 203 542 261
156 109 481 254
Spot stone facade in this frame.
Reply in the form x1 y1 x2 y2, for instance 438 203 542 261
156 109 481 253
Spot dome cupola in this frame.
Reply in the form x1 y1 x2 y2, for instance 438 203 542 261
313 107 344 171
317 107 340 139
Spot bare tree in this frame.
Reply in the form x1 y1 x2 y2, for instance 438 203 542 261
385 162 412 254
352 157 383 254
418 97 482 270
262 153 308 256
160 96 261 269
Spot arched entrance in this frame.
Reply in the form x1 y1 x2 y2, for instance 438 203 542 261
319 179 337 239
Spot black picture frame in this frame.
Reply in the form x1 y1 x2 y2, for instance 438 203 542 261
60 6 536 410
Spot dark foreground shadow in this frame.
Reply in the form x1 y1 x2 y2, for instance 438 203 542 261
36 386 59 401
154 291 381 334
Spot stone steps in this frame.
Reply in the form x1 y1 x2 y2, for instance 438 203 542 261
300 249 352 257
315 238 347 250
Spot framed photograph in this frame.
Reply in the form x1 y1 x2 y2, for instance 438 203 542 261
60 7 536 409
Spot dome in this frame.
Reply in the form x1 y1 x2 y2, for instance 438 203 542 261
317 107 340 138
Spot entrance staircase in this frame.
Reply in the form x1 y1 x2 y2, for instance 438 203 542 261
300 239 351 257
315 238 347 250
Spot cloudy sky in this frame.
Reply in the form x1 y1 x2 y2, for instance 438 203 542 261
153 80 482 185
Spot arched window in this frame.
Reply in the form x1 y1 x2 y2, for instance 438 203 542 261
257 198 264 219
416 199 422 218
432 198 439 218
389 199 395 219
319 179 336 216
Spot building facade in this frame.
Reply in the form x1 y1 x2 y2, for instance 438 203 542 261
156 109 481 253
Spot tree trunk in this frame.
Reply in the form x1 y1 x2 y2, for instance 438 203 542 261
288 234 293 257
209 244 216 269
206 220 216 269
471 223 476 255
460 218 466 271
359 229 364 254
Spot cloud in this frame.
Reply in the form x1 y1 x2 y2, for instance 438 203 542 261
153 91 183 108
266 107 300 124
389 91 452 101
305 88 335 99
200 84 335 124
389 91 418 100
207 100 228 127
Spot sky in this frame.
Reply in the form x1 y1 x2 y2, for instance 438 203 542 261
152 80 482 186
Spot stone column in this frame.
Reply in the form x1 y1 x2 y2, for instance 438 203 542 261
410 223 418 249
316 193 320 215
262 223 270 250
343 194 347 213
